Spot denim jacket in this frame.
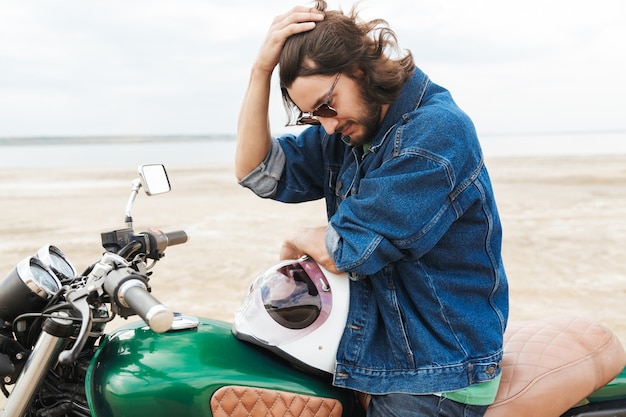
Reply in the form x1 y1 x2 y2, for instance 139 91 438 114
239 67 509 395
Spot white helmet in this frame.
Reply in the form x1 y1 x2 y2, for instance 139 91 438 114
233 257 349 375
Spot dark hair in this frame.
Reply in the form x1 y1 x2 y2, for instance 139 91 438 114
279 0 415 124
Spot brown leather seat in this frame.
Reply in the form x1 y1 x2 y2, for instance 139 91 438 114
486 317 626 417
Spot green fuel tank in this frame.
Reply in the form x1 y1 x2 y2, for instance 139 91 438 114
85 317 358 417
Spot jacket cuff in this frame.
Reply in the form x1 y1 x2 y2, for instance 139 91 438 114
237 139 286 198
325 224 340 260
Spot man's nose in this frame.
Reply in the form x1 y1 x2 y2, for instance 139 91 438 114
319 117 339 134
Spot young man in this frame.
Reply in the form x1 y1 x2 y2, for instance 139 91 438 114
235 2 509 416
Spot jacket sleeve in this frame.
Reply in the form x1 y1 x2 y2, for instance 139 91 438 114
237 138 286 198
239 127 336 203
328 150 459 275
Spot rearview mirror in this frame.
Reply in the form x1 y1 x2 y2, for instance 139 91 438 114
138 164 171 196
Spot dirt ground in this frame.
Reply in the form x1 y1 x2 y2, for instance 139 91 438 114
1 155 625 408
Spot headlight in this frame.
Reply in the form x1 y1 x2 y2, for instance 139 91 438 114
0 257 61 323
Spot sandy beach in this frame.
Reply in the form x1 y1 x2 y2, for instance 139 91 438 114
1 154 625 347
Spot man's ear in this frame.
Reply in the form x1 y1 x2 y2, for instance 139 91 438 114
351 66 364 78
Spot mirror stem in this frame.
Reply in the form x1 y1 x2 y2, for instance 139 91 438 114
125 179 142 228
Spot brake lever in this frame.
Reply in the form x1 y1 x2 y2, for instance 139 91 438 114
56 253 121 365
57 287 92 365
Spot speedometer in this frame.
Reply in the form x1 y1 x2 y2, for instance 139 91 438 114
37 245 76 280
28 260 62 296
17 257 61 298
0 257 61 323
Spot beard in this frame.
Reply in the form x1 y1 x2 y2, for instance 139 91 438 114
341 96 382 148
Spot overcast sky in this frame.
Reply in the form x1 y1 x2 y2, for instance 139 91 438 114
1 0 625 137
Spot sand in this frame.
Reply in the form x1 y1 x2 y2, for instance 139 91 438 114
1 154 625 350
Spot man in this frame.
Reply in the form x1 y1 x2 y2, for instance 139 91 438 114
235 2 508 416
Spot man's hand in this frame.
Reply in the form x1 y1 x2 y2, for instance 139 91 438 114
254 6 325 75
280 226 340 274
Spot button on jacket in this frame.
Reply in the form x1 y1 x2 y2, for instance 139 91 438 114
239 67 509 395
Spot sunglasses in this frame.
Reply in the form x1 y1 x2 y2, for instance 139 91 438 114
296 73 341 125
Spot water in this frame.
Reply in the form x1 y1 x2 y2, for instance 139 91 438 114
479 131 626 158
0 136 236 168
0 131 624 168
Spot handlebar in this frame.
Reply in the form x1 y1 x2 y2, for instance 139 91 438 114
118 279 174 333
164 229 188 247
102 228 188 260
96 253 174 333
143 228 188 260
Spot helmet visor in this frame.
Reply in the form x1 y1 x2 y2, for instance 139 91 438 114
235 258 333 346
259 262 322 329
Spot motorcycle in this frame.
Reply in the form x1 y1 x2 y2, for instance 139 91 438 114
1 164 626 417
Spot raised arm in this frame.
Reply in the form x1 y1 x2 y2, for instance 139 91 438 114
235 6 324 180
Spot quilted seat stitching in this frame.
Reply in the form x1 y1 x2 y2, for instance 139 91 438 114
492 318 616 407
211 386 342 417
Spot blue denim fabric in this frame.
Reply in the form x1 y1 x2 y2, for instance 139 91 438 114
239 67 508 395
367 394 488 417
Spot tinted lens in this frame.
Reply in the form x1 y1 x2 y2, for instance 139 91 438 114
296 114 321 125
296 103 337 126
312 103 336 118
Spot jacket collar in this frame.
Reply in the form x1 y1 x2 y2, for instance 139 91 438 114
368 67 430 152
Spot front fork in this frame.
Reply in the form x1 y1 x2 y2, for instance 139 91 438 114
0 314 74 417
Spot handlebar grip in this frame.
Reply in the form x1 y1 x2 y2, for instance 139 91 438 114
165 230 188 247
120 280 174 333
